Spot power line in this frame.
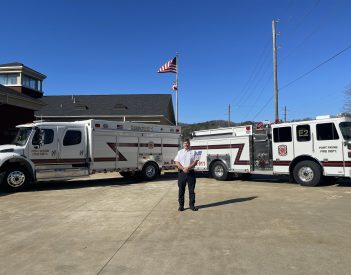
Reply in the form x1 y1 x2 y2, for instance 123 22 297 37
252 43 351 120
234 39 271 107
279 24 321 64
238 63 272 110
280 1 337 64
280 44 351 91
285 0 321 36
243 74 272 119
252 94 274 121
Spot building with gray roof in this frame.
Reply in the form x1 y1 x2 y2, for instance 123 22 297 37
35 94 176 125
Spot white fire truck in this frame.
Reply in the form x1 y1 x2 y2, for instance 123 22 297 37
191 114 351 186
0 119 180 191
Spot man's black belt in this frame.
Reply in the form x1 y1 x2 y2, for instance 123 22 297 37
178 169 195 173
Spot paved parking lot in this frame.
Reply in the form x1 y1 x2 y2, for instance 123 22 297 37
0 173 351 275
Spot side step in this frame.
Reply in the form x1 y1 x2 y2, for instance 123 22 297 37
249 170 274 175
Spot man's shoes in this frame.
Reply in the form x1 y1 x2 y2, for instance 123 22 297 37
178 206 185 211
190 206 198 211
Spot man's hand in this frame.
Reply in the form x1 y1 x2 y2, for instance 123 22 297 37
183 167 189 173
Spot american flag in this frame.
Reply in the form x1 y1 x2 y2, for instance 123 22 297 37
157 57 177 73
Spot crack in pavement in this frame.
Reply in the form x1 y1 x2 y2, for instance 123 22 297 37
96 184 173 274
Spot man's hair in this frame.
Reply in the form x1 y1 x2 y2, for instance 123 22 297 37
182 138 190 143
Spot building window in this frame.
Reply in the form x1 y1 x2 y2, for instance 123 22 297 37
317 123 339 140
0 73 19 85
296 125 311 142
273 127 292 142
22 75 39 91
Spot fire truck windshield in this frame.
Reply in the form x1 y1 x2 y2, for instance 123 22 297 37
339 122 351 140
11 128 32 146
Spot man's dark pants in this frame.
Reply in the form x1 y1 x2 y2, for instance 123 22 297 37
178 170 196 207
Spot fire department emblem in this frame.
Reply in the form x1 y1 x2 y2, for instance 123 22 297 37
278 145 287 156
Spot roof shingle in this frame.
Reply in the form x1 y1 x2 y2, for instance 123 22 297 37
35 94 175 123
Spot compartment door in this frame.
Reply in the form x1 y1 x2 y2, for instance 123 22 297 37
117 136 139 169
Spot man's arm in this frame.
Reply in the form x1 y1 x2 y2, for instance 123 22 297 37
175 161 184 171
174 151 183 171
182 160 198 173
188 160 199 170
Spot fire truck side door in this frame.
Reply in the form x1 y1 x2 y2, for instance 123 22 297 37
314 122 344 176
293 124 314 157
58 127 88 177
272 126 294 174
28 127 59 179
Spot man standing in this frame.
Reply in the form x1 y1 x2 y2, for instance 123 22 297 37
174 138 199 211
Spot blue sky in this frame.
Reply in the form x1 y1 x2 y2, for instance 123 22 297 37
1 0 350 123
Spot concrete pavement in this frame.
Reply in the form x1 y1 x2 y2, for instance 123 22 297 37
0 173 351 274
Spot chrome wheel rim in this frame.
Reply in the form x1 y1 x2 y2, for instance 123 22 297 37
7 170 26 187
298 166 314 182
214 165 224 177
145 165 156 178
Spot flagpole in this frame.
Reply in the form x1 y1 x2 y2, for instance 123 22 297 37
176 52 179 126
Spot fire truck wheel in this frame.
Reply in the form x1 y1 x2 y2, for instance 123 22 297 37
293 161 322 187
142 162 159 181
211 161 228 181
1 166 30 192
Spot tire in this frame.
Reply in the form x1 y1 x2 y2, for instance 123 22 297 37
141 162 159 181
1 166 30 192
293 160 322 187
211 161 228 181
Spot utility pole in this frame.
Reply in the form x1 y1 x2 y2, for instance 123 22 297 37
175 53 179 126
228 104 231 127
284 106 287 122
272 19 279 123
